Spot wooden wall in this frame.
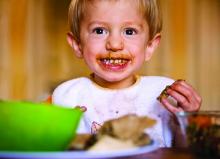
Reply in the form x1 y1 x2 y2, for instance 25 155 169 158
0 0 219 110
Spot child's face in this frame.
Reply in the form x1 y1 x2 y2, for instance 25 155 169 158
68 0 160 88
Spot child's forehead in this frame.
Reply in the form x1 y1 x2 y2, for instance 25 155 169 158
84 0 143 15
86 0 140 10
82 0 145 22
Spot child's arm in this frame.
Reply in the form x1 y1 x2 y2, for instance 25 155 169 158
159 80 202 113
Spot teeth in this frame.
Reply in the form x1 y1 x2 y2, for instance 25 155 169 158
110 59 114 64
101 58 128 64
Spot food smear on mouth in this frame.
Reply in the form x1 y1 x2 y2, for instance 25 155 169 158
99 58 130 71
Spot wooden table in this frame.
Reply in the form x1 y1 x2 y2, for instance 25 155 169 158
117 148 213 159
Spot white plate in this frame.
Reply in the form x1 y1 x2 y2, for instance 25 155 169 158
0 141 158 159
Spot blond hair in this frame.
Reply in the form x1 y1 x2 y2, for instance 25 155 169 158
68 0 162 42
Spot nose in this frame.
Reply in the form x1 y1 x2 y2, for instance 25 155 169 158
106 33 124 52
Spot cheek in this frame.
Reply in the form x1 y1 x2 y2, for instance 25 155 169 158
81 43 101 64
127 42 146 65
127 42 146 57
83 38 104 54
126 36 147 50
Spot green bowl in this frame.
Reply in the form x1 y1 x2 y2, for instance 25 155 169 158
0 100 83 151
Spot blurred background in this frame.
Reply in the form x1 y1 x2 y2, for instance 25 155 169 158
0 0 219 110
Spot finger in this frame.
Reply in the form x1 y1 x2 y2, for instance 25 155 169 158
75 106 87 112
91 121 101 134
160 97 184 114
167 85 200 111
166 87 191 108
170 82 198 104
173 80 201 102
174 79 191 89
172 83 201 110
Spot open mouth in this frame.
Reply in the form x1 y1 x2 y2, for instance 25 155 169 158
100 58 129 65
98 58 130 71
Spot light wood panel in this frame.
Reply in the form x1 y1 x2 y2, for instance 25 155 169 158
187 0 220 110
0 0 11 99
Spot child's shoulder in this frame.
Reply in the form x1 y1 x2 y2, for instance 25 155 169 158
52 77 91 97
140 76 175 85
55 77 91 90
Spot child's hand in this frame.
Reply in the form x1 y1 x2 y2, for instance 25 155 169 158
159 80 202 113
91 121 102 134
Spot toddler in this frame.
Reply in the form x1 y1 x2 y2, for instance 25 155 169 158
52 0 201 147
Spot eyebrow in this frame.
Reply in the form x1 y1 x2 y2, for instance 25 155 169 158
123 21 144 29
88 21 144 29
88 21 109 27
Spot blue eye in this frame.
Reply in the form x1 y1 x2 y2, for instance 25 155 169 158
93 28 107 35
124 28 137 35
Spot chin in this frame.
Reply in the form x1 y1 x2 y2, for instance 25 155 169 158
93 68 135 83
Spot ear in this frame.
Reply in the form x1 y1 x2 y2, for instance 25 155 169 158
144 34 161 61
66 32 83 58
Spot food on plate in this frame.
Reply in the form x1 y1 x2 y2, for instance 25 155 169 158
98 114 155 145
89 135 135 152
68 114 156 152
68 134 96 150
